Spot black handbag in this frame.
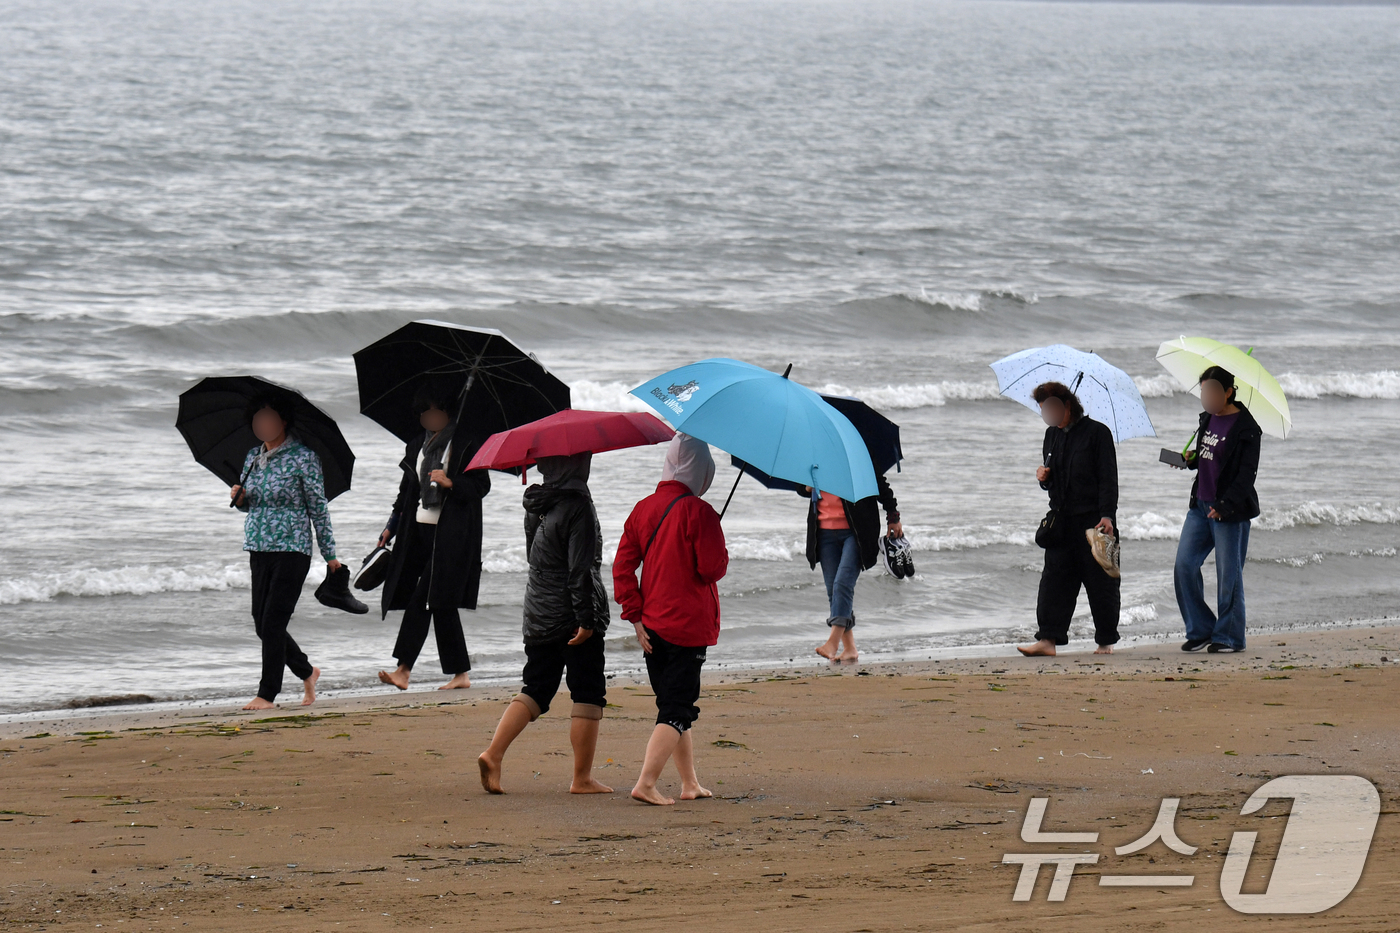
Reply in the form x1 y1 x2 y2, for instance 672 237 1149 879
1035 509 1065 549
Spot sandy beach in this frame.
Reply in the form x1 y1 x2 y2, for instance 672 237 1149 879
3 623 1398 931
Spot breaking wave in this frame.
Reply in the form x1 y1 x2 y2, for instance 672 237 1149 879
0 563 249 606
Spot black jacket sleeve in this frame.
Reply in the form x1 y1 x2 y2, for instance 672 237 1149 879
1215 430 1261 522
566 500 599 630
875 473 900 524
1039 428 1055 491
1095 422 1119 520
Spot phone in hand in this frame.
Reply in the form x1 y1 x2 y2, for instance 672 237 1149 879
1159 448 1189 469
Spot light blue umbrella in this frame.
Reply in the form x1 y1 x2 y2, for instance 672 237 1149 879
630 358 878 507
990 344 1156 443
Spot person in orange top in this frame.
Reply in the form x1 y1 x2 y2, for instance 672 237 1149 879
799 475 902 662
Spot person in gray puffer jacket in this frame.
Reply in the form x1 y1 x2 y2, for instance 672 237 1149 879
476 452 613 796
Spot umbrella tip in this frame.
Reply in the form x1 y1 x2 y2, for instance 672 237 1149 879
781 363 792 379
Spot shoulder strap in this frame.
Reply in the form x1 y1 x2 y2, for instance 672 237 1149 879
642 493 693 561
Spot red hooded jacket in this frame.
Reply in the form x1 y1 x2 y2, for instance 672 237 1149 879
612 480 728 647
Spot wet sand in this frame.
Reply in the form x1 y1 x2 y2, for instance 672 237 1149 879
3 624 1399 931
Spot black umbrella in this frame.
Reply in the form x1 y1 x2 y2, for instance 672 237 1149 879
176 376 355 501
353 320 571 445
730 393 902 495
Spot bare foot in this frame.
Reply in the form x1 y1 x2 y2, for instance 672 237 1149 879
1094 645 1114 655
570 777 614 794
815 643 839 660
1017 639 1057 657
439 672 471 690
242 697 275 710
680 784 713 800
301 667 320 707
377 667 409 690
477 753 503 794
630 783 675 806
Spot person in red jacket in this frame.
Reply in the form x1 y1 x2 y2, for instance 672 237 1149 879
613 433 728 806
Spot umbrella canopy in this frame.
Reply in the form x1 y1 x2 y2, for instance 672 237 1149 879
990 344 1156 444
730 393 902 494
630 358 878 502
1155 337 1292 439
354 321 571 444
467 409 674 472
176 375 355 500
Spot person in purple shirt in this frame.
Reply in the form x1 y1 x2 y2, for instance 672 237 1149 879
1173 365 1263 654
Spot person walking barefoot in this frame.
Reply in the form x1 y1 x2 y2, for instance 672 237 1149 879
230 392 340 711
476 453 613 795
612 434 728 806
374 380 490 691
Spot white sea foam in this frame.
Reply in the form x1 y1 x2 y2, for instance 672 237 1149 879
913 288 982 312
1121 603 1159 625
815 381 1004 409
0 563 250 605
568 379 652 412
1255 501 1400 531
1133 374 1184 398
1276 371 1400 399
1117 511 1186 541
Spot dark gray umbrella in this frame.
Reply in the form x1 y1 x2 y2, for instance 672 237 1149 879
176 375 355 500
353 320 571 445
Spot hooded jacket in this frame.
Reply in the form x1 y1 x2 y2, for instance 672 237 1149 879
380 427 491 618
1039 415 1118 522
1186 402 1262 522
521 453 609 645
613 435 728 647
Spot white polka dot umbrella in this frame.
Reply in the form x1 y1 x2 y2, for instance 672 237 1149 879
990 344 1156 444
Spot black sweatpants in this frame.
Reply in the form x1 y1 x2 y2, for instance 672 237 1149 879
249 550 314 702
643 628 707 733
1035 511 1120 647
392 523 470 675
519 629 606 716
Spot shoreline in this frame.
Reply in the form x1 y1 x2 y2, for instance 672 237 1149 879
5 618 1396 736
1 621 1397 930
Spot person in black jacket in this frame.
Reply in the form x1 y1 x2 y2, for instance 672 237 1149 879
375 381 491 691
1018 381 1121 657
799 474 902 663
477 452 613 795
1173 366 1262 654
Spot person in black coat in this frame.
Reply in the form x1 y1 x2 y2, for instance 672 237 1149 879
1018 381 1121 658
375 381 491 691
1172 366 1262 654
798 473 902 663
477 452 613 795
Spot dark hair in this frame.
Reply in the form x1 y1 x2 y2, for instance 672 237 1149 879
245 391 296 431
411 379 455 416
1199 365 1237 401
1031 381 1084 420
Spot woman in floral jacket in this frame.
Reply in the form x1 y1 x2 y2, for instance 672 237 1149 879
231 392 341 710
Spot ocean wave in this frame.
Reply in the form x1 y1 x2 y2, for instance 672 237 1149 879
0 563 250 605
1121 604 1159 625
815 380 1004 409
1255 501 1400 531
909 288 983 312
568 380 653 412
1133 374 1184 398
1117 511 1186 540
1275 371 1400 399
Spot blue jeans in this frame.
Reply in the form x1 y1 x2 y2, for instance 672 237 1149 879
1173 500 1250 650
819 528 861 629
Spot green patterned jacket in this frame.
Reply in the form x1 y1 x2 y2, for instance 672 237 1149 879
236 439 337 560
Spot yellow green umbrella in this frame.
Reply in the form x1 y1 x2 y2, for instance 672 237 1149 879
1155 336 1292 439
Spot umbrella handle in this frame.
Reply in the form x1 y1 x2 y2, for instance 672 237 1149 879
1180 429 1198 458
718 468 743 520
229 463 253 509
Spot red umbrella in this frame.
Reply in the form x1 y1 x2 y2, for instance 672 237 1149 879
467 409 675 474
